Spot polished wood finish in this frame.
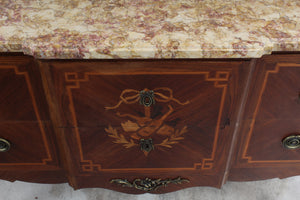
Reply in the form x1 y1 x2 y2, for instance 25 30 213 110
229 54 300 181
0 55 66 182
1 54 300 193
41 59 250 193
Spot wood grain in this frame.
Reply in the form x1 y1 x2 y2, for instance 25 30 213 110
3 54 299 193
229 54 300 181
43 59 250 192
0 55 65 183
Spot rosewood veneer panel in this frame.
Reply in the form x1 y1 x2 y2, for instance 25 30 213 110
0 56 64 182
44 60 250 193
229 55 300 181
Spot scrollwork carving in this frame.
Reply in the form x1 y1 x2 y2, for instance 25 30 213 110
110 177 189 191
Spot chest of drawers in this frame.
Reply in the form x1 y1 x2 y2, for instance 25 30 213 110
0 54 299 193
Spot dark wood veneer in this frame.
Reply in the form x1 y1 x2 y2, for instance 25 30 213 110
0 55 65 182
0 54 299 193
40 59 250 193
229 55 300 181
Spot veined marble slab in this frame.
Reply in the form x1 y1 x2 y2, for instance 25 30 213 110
0 0 299 59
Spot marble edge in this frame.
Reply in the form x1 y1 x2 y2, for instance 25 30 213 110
1 0 300 59
1 40 299 59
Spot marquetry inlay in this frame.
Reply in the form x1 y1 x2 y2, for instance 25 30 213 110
65 71 230 172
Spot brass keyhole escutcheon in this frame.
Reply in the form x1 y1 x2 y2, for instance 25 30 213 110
139 90 155 107
0 138 11 152
282 135 300 149
140 139 154 153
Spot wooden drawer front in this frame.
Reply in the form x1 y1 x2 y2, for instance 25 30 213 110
245 120 300 162
250 65 300 121
0 122 56 169
0 56 58 169
244 62 300 163
0 57 49 121
48 60 249 191
230 55 300 180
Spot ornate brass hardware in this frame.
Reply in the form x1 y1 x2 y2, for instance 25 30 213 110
140 139 154 154
0 138 10 152
110 177 189 191
282 135 300 149
139 90 155 107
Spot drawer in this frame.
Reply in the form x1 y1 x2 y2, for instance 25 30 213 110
0 122 59 170
0 56 49 121
46 60 250 193
229 55 300 181
0 56 60 170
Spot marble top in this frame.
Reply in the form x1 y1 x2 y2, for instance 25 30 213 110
0 0 300 59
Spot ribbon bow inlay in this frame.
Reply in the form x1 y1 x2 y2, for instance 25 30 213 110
105 87 190 110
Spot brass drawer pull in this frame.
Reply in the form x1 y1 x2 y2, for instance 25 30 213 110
139 90 155 107
0 138 10 152
110 177 189 191
282 135 300 149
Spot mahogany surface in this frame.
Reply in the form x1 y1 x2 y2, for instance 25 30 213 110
42 59 250 193
0 56 66 183
0 54 299 193
229 54 300 181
